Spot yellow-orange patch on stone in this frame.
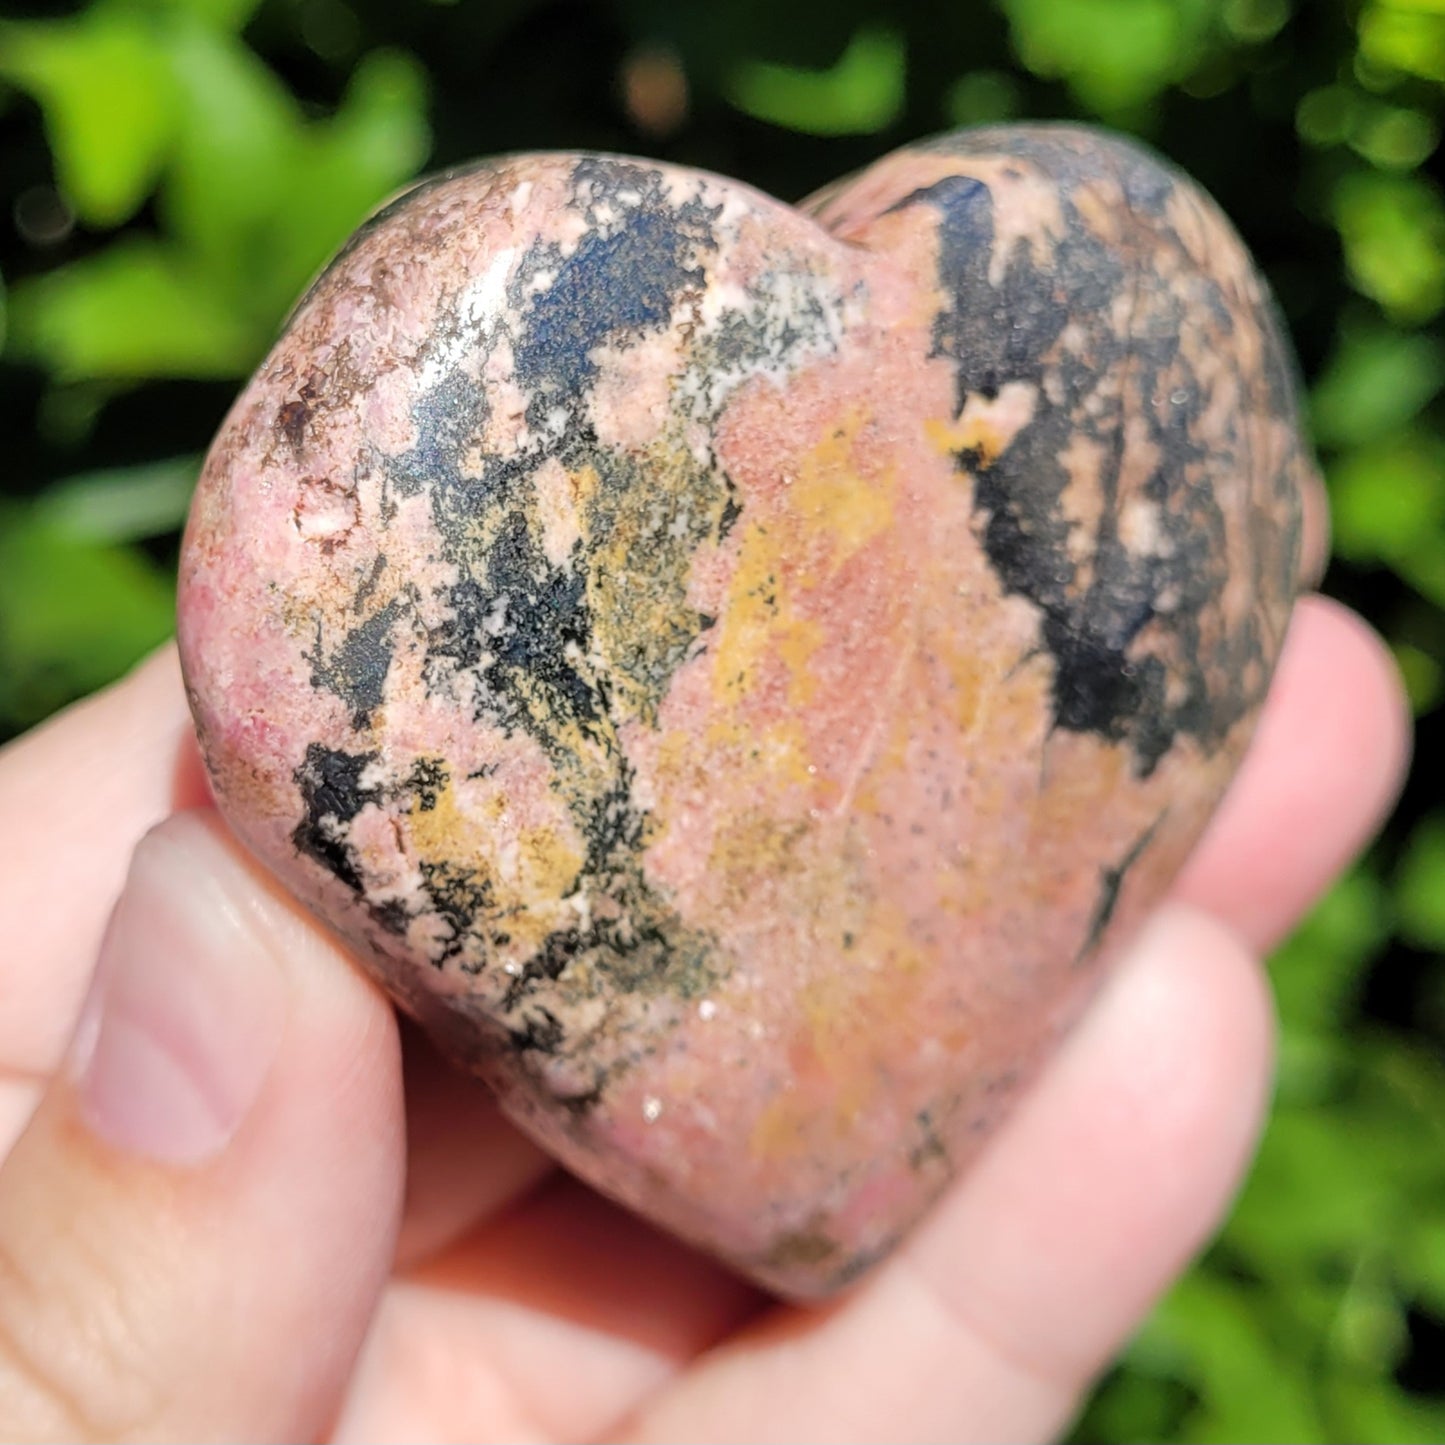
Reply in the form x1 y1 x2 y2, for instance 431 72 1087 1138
749 900 928 1159
926 381 1038 472
789 412 895 568
710 410 894 719
706 805 810 898
407 775 583 954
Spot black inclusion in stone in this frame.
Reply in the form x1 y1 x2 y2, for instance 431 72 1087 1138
439 506 599 739
292 743 381 893
890 176 1002 406
1041 615 1146 740
309 598 402 728
358 160 742 1025
388 367 491 501
405 756 448 811
418 859 494 966
369 898 412 936
490 510 594 701
401 166 730 753
508 1005 566 1054
1078 815 1164 962
502 922 589 1010
888 143 1243 775
900 172 1097 413
510 160 720 424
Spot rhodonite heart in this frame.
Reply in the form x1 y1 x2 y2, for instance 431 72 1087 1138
178 123 1306 1297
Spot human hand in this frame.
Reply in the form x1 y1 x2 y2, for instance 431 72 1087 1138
0 581 1407 1441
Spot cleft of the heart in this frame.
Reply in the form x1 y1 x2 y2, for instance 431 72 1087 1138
178 123 1307 1297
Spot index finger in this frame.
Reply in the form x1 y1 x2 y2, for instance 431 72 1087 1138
0 645 203 1078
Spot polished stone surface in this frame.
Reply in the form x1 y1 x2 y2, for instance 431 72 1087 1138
179 124 1306 1296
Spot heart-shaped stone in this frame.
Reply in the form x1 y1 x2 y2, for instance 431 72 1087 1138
178 123 1305 1297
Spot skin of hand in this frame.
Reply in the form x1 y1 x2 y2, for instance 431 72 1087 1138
0 579 1408 1442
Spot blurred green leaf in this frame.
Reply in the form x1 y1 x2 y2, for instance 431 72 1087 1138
0 10 179 226
33 382 107 448
1399 1207 1445 1314
1351 103 1440 169
159 34 427 330
1333 170 1445 322
1328 430 1445 566
1273 1026 1349 1103
3 17 429 387
1139 1273 1326 1440
1359 0 1445 84
1331 1261 1411 1373
1270 869 1390 1036
161 28 424 332
294 0 360 64
0 506 174 731
151 0 265 29
1298 85 1360 147
160 18 305 312
1311 324 1445 449
31 456 200 544
264 48 430 316
1230 1106 1418 1265
944 70 1023 127
1373 1038 1445 1154
1074 1368 1192 1442
726 27 905 136
1222 0 1290 44
1295 85 1439 167
1397 545 1445 609
5 237 259 381
998 0 1211 112
1393 639 1444 713
1331 1379 1445 1445
1395 812 1445 948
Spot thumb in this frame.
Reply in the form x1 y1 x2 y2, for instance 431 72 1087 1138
0 810 405 1442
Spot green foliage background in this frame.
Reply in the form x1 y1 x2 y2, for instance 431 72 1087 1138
0 0 1441 1436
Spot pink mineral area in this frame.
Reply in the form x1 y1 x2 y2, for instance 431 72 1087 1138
179 125 1307 1296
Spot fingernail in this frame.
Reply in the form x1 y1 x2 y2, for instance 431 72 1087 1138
70 816 285 1165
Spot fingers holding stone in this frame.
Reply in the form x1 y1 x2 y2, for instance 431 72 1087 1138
616 905 1273 1444
0 811 404 1442
1170 594 1410 953
0 646 199 1089
336 1178 761 1444
369 590 1399 1445
394 1022 555 1269
0 638 554 1271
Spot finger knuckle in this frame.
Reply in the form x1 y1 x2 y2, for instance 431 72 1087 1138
0 1201 164 1440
